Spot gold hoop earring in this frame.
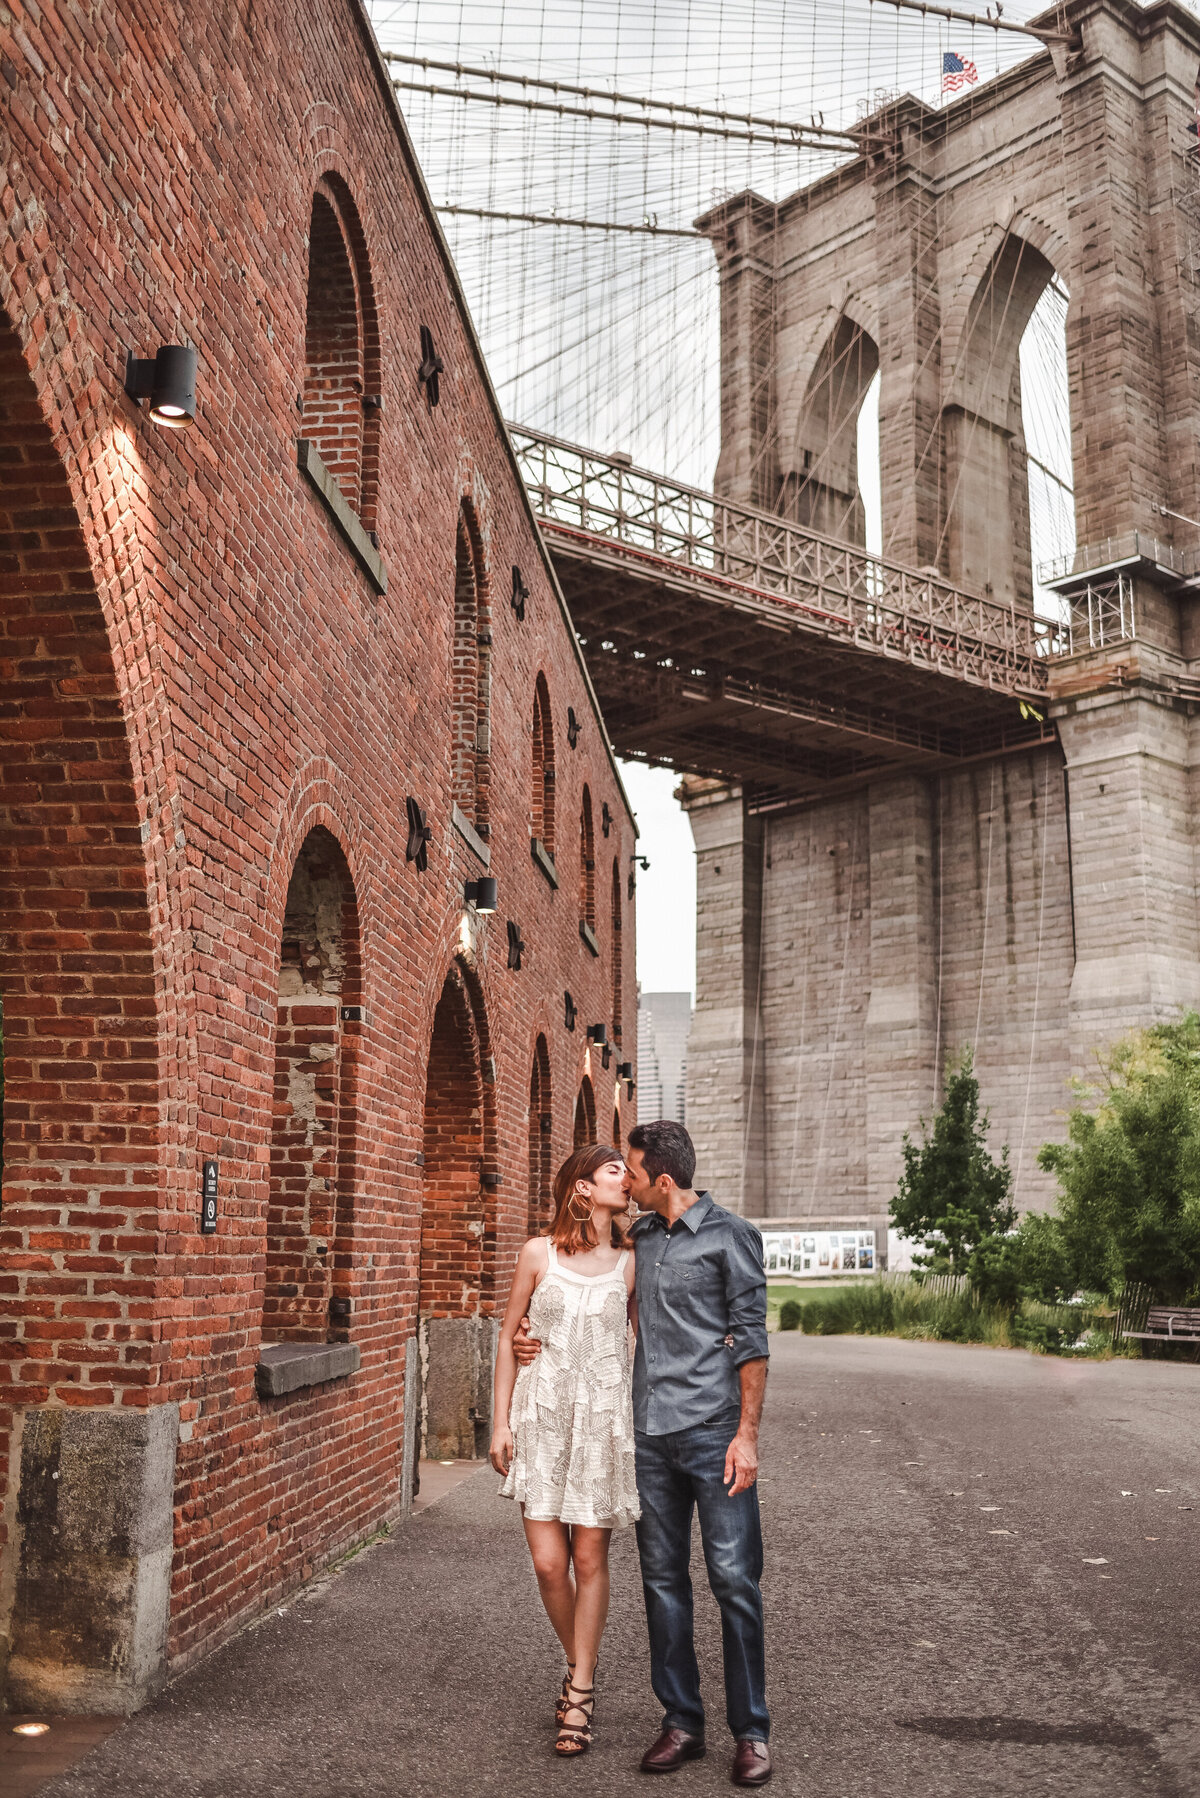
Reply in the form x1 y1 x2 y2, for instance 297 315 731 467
568 1188 594 1223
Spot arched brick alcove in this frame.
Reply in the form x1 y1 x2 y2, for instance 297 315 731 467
0 311 163 1712
419 963 494 1459
527 1032 552 1234
262 826 361 1344
573 1074 596 1149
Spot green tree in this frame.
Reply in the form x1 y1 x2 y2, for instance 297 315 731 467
891 1048 1015 1275
1037 1013 1200 1302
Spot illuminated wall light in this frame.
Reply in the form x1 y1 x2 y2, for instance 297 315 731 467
124 345 198 428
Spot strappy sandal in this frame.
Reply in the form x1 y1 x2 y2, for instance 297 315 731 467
555 1662 576 1725
555 1681 595 1756
556 1655 597 1724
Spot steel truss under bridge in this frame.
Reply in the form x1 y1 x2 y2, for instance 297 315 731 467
511 426 1064 805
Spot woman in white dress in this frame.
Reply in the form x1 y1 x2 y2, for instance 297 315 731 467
491 1142 639 1757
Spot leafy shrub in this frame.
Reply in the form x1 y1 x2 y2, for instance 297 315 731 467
1038 1013 1200 1302
891 1049 1015 1275
778 1299 803 1332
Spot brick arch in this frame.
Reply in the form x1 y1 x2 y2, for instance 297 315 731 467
450 499 492 835
579 784 596 931
0 309 160 1448
418 956 495 1458
261 826 362 1345
531 671 556 857
527 1032 553 1234
573 1074 597 1149
302 174 382 526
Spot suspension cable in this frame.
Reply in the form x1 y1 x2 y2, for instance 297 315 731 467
437 205 702 239
386 52 878 147
394 81 865 153
866 0 1076 44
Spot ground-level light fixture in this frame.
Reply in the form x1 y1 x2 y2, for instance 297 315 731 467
12 1722 50 1737
124 345 198 428
464 877 498 913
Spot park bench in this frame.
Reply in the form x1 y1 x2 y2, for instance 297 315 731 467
1123 1305 1200 1343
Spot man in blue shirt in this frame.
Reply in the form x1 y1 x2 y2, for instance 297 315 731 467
624 1120 771 1786
518 1118 772 1783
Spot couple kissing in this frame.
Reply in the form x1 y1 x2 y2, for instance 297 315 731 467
490 1119 773 1786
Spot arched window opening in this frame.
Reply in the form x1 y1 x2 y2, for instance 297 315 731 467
531 673 556 859
527 1035 553 1234
942 233 1066 610
1019 279 1075 620
263 828 360 1345
573 1075 597 1149
419 966 494 1460
611 859 623 1046
451 508 491 834
301 181 380 524
579 785 596 944
785 316 880 545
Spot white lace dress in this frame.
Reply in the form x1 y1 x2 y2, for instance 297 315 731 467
499 1243 641 1528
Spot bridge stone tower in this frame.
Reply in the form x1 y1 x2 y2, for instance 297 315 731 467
685 0 1200 1233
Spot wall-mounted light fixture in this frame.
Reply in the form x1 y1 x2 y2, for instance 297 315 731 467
124 345 198 428
464 877 498 913
601 801 614 838
617 1061 633 1082
506 919 525 970
511 564 529 622
567 706 581 749
564 990 577 1032
587 1023 608 1046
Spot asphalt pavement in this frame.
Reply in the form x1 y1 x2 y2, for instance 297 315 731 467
34 1334 1200 1798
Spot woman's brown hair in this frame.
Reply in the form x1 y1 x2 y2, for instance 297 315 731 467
549 1143 630 1254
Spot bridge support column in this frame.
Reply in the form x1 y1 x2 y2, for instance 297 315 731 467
1055 672 1200 1060
865 777 938 1217
684 785 765 1214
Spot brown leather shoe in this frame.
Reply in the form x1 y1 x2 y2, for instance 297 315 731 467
731 1739 772 1786
640 1727 707 1772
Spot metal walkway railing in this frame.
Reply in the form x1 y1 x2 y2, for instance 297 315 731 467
510 425 1080 698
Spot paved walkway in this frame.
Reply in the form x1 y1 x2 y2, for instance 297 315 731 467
29 1336 1200 1797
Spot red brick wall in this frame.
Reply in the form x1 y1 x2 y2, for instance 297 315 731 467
0 0 637 1674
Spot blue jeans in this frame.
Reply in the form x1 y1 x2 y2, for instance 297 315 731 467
634 1409 770 1743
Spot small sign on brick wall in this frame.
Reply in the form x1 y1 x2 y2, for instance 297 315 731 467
201 1160 219 1235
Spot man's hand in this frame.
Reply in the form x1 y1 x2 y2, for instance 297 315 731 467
724 1429 759 1496
512 1314 542 1367
489 1427 514 1476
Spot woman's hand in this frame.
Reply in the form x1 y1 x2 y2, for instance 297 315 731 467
489 1427 514 1476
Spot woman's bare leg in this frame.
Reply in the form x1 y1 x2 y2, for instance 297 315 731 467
523 1516 576 1664
568 1526 612 1689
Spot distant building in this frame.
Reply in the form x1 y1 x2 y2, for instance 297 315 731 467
638 990 692 1125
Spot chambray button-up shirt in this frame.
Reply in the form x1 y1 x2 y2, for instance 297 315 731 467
632 1192 769 1436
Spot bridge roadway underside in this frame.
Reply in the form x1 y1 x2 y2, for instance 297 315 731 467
548 529 1050 805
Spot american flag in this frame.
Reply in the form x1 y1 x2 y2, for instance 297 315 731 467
942 50 979 93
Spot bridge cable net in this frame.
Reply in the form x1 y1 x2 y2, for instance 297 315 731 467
367 0 1078 775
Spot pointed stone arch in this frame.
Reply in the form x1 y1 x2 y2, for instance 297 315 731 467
783 310 880 544
941 229 1062 605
